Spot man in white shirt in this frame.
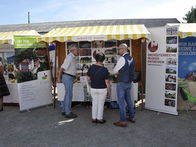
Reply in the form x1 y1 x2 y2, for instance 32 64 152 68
113 43 136 127
57 44 79 118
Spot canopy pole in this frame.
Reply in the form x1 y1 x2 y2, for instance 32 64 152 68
53 42 57 109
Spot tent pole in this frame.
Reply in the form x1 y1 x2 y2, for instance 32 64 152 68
140 38 146 110
53 42 57 109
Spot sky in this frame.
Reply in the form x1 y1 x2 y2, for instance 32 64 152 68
0 0 195 25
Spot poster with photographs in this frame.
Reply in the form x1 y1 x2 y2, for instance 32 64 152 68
66 40 128 82
14 36 50 83
164 26 179 108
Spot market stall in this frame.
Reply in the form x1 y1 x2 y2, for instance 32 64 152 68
0 31 52 111
38 24 150 106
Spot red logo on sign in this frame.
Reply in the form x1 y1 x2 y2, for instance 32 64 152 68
148 41 158 52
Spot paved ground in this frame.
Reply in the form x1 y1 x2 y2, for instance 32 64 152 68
0 104 196 147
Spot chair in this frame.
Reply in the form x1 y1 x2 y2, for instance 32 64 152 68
178 83 196 119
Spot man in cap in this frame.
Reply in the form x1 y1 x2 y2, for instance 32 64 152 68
57 44 79 118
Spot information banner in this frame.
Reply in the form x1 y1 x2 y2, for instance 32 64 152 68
14 36 52 111
145 26 179 115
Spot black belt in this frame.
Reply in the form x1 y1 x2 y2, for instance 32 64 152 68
63 72 76 78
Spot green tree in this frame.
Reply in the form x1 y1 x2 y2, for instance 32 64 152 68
183 6 196 23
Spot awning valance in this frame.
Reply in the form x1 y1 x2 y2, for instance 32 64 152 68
178 23 196 38
38 24 150 43
0 30 40 45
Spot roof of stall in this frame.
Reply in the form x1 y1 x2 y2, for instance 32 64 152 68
38 24 150 42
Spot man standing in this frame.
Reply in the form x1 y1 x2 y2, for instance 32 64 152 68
57 44 79 118
113 43 136 127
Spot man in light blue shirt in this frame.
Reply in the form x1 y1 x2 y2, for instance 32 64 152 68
57 44 79 118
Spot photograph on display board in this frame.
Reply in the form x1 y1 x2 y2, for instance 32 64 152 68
75 56 79 63
92 41 105 48
76 63 91 74
0 52 16 83
166 27 178 35
92 48 105 62
165 90 176 99
165 74 176 83
105 56 117 64
166 66 177 74
166 36 177 44
165 83 176 91
79 41 91 48
117 40 130 47
80 56 92 64
166 45 177 53
166 58 177 65
67 42 78 50
105 40 117 48
165 99 175 107
104 48 117 56
15 47 50 83
79 48 91 56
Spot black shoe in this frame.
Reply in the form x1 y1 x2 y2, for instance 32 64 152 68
61 112 65 116
0 107 3 112
97 119 106 124
92 119 97 123
65 112 77 118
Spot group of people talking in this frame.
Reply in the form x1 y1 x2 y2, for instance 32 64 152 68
57 43 136 127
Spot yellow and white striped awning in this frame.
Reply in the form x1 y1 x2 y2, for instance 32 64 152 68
167 23 196 38
179 23 196 38
38 24 150 43
0 30 40 45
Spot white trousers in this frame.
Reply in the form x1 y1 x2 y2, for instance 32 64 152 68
91 88 107 120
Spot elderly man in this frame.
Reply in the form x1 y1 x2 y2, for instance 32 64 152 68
113 43 136 127
57 44 79 118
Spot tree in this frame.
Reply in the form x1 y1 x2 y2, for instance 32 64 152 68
183 6 196 23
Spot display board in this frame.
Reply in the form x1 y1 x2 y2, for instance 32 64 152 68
57 40 136 102
145 26 179 115
14 35 52 111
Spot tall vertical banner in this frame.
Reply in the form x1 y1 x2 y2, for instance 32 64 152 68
145 26 179 115
179 37 196 81
14 36 52 111
178 36 196 107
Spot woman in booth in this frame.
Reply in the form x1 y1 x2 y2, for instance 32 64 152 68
0 57 10 111
87 53 111 124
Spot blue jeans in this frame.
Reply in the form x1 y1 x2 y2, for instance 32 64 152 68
117 82 135 122
61 74 74 115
